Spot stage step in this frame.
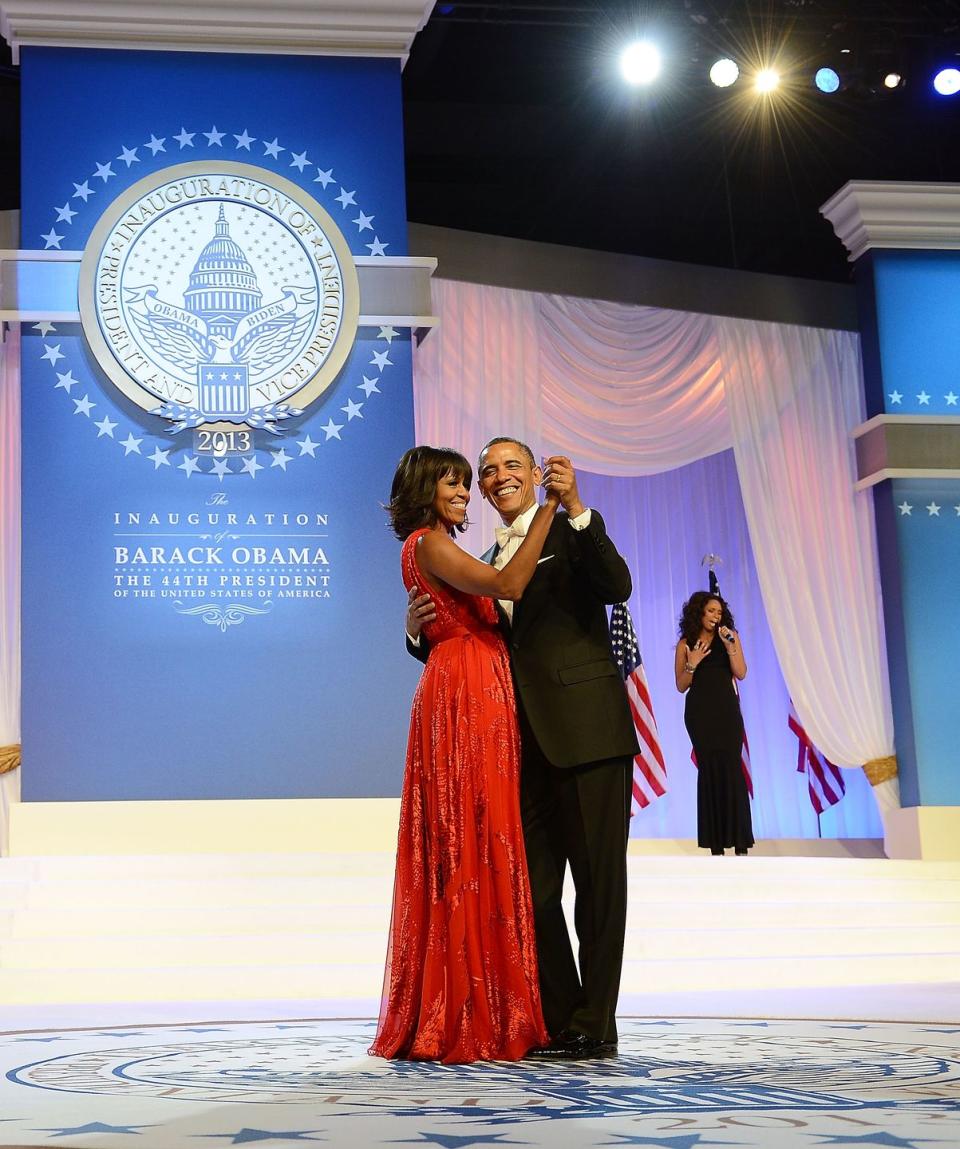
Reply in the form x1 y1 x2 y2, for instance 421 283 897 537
1 852 959 1006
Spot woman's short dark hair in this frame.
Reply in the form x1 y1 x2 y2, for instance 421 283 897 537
388 445 473 540
678 591 736 648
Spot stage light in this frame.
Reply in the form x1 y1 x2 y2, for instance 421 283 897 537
814 67 841 93
620 40 662 85
709 58 739 88
883 71 904 89
755 68 780 94
933 67 960 96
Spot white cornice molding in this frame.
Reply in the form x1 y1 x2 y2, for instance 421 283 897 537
0 1 435 62
821 181 960 262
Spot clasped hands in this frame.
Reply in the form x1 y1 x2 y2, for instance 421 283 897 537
540 455 584 519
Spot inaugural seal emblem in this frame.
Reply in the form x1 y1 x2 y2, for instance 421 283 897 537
79 161 360 433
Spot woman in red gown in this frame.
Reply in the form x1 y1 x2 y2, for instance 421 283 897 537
369 445 558 1064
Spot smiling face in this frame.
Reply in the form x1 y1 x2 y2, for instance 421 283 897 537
477 440 542 524
431 468 470 530
701 597 723 633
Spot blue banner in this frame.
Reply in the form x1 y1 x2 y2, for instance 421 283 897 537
20 48 420 800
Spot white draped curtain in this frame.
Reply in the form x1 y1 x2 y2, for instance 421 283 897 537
0 327 21 856
414 278 896 834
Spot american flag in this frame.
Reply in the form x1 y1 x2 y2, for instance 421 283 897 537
788 701 846 814
609 602 667 813
735 680 754 798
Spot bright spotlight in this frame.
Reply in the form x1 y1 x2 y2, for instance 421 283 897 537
933 67 960 96
620 40 662 86
883 71 903 89
814 67 841 93
755 68 780 93
709 58 740 88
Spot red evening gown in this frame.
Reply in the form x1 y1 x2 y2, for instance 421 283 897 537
369 528 548 1063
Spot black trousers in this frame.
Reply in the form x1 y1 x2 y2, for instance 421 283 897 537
518 706 632 1044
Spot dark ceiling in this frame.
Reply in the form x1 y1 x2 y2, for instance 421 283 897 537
402 0 960 281
1 1 958 283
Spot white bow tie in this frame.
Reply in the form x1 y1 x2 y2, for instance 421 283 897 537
495 520 527 548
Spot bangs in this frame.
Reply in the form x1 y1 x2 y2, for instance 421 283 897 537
438 455 472 488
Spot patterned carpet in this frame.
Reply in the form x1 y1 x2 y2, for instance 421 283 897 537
2 1017 959 1148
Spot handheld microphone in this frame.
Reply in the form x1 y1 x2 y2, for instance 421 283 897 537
721 629 736 643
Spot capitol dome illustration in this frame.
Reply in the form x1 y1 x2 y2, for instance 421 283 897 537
183 205 263 338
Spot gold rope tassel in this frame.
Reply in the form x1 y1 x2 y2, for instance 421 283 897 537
0 743 21 775
863 755 898 786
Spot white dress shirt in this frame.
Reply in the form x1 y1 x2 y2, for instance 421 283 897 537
494 504 591 623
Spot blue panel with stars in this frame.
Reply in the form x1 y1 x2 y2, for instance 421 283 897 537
889 479 960 805
19 48 421 800
870 251 960 416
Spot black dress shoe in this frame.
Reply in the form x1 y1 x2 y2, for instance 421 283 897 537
528 1029 618 1060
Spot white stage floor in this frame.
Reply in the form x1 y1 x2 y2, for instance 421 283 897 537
2 1008 959 1149
3 845 960 1146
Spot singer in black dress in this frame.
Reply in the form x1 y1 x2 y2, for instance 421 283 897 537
675 592 753 856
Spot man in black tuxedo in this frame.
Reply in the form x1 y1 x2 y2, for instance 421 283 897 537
406 437 639 1058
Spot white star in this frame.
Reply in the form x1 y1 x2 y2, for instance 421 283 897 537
314 167 334 188
366 236 389 257
926 502 941 516
41 228 63 249
917 391 931 405
290 149 310 171
209 457 232 481
378 325 398 342
174 127 195 148
117 145 139 167
93 161 115 182
204 125 225 146
33 321 56 336
73 394 95 416
897 501 912 516
888 391 903 405
358 375 380 396
120 433 143 455
353 211 374 232
94 415 118 438
41 343 65 365
241 455 264 477
297 434 319 457
341 398 363 420
72 181 93 201
263 137 284 158
321 418 343 440
149 446 171 468
271 448 292 470
955 505 960 516
145 134 166 155
234 129 255 150
335 188 356 209
178 455 201 477
371 349 392 370
946 392 958 406
55 202 77 223
55 370 77 392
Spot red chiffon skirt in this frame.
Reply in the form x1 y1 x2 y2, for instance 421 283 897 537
370 533 547 1063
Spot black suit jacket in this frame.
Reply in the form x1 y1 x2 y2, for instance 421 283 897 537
408 509 640 770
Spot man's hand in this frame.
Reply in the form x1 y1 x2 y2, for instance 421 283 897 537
541 455 585 518
406 585 436 640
